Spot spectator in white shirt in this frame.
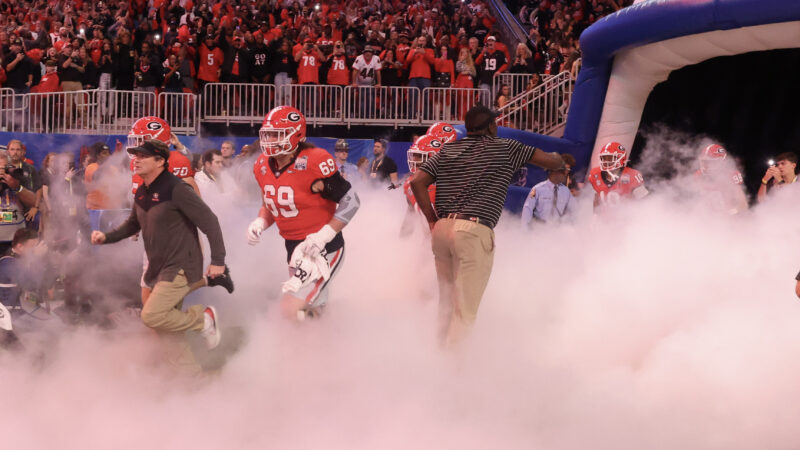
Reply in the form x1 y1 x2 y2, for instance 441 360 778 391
195 149 225 199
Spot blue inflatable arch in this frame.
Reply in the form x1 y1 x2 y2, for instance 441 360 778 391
568 0 800 168
491 0 800 175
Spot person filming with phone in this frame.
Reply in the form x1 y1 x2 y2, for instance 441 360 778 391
757 152 798 203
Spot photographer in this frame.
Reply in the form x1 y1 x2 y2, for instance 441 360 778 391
0 151 37 254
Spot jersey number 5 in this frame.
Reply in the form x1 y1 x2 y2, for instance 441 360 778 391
264 185 299 218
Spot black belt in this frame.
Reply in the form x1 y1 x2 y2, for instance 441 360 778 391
440 213 483 224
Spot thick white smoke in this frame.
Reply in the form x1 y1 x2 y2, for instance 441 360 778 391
3 138 800 449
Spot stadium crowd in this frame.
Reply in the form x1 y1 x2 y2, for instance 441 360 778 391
0 0 629 109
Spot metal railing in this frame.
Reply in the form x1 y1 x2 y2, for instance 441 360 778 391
0 88 25 132
279 84 344 125
9 89 166 135
201 83 275 126
344 86 420 128
0 80 579 133
158 92 199 135
495 71 573 135
493 73 554 99
421 87 490 124
97 89 159 134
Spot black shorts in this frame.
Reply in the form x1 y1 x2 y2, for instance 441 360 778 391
284 232 344 263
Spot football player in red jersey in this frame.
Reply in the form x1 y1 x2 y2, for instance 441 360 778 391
127 116 200 306
400 135 442 237
426 122 458 144
694 143 747 214
588 141 649 210
247 106 360 320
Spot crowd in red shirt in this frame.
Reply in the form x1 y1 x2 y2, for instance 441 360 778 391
0 0 623 102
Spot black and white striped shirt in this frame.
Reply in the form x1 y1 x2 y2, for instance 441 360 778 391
420 135 537 229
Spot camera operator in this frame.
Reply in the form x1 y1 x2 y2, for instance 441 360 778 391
0 151 37 254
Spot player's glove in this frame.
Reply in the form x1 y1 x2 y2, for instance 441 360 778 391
295 224 337 258
247 217 267 245
282 252 331 294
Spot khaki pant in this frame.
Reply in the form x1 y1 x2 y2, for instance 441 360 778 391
431 218 495 346
61 81 84 127
141 270 206 373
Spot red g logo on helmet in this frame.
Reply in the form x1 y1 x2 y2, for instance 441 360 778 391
701 143 727 161
260 106 307 157
598 141 627 172
128 116 171 150
699 143 727 173
427 122 457 144
407 135 443 173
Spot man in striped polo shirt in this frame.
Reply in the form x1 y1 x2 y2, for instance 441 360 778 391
410 105 564 346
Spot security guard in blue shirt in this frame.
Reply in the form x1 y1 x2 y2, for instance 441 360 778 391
521 166 575 226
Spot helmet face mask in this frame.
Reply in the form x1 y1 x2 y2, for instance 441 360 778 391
127 134 146 152
407 149 429 173
699 144 727 173
259 127 295 156
599 153 624 172
407 135 442 173
598 142 627 173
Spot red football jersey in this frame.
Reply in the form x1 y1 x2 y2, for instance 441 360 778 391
131 150 195 194
326 55 350 86
198 44 224 82
588 166 646 206
295 50 321 84
253 147 338 240
693 169 743 186
403 177 436 208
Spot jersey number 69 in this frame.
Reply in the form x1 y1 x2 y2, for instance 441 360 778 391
264 185 299 218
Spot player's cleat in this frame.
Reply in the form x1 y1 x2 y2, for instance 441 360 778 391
201 306 221 350
207 265 234 293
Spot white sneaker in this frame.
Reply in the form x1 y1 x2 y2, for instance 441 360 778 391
201 306 221 350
